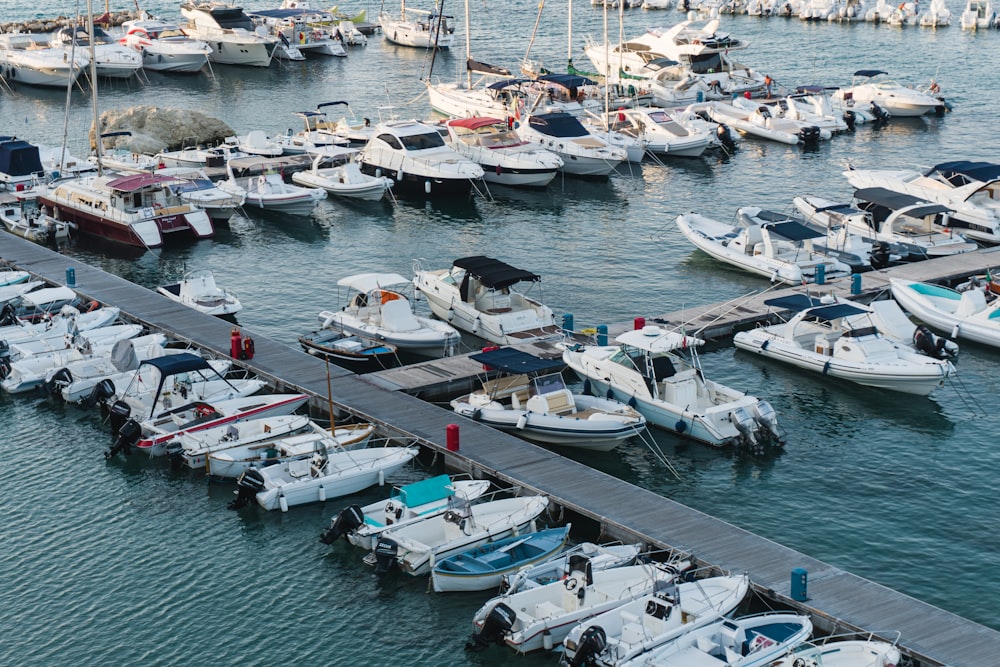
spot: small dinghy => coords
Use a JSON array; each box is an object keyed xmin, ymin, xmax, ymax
[
  {"xmin": 291, "ymin": 147, "xmax": 393, "ymax": 201},
  {"xmin": 431, "ymin": 525, "xmax": 572, "ymax": 593},
  {"xmin": 156, "ymin": 269, "xmax": 242, "ymax": 317},
  {"xmin": 205, "ymin": 422, "xmax": 375, "ymax": 478},
  {"xmin": 230, "ymin": 445, "xmax": 420, "ymax": 511},
  {"xmin": 502, "ymin": 541, "xmax": 643, "ymax": 595},
  {"xmin": 467, "ymin": 558, "xmax": 690, "ymax": 654},
  {"xmin": 372, "ymin": 495, "xmax": 550, "ymax": 576},
  {"xmin": 0, "ymin": 270, "xmax": 31, "ymax": 288},
  {"xmin": 561, "ymin": 574, "xmax": 751, "ymax": 667},
  {"xmin": 321, "ymin": 473, "xmax": 494, "ymax": 550},
  {"xmin": 0, "ymin": 281, "xmax": 46, "ymax": 306},
  {"xmin": 890, "ymin": 278, "xmax": 1000, "ymax": 349},
  {"xmin": 298, "ymin": 327, "xmax": 399, "ymax": 372},
  {"xmin": 0, "ymin": 191, "xmax": 72, "ymax": 245},
  {"xmin": 622, "ymin": 612, "xmax": 812, "ymax": 667},
  {"xmin": 769, "ymin": 636, "xmax": 901, "ymax": 667},
  {"xmin": 173, "ymin": 414, "xmax": 314, "ymax": 470},
  {"xmin": 734, "ymin": 295, "xmax": 955, "ymax": 395},
  {"xmin": 451, "ymin": 347, "xmax": 646, "ymax": 450}
]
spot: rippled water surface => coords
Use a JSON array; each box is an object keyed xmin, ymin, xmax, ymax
[{"xmin": 3, "ymin": 2, "xmax": 1000, "ymax": 665}]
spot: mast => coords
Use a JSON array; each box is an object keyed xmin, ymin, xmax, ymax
[
  {"xmin": 567, "ymin": 0, "xmax": 572, "ymax": 70},
  {"xmin": 464, "ymin": 0, "xmax": 471, "ymax": 89},
  {"xmin": 87, "ymin": 0, "xmax": 102, "ymax": 175}
]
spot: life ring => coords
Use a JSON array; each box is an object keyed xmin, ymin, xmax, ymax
[{"xmin": 86, "ymin": 300, "xmax": 100, "ymax": 313}]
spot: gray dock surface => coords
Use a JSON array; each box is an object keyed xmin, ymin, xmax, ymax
[{"xmin": 3, "ymin": 232, "xmax": 998, "ymax": 666}]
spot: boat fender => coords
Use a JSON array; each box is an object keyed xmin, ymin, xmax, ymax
[
  {"xmin": 424, "ymin": 180, "xmax": 431, "ymax": 194},
  {"xmin": 86, "ymin": 300, "xmax": 100, "ymax": 312},
  {"xmin": 582, "ymin": 379, "xmax": 592, "ymax": 396},
  {"xmin": 822, "ymin": 360, "xmax": 831, "ymax": 375},
  {"xmin": 516, "ymin": 413, "xmax": 528, "ymax": 430},
  {"xmin": 628, "ymin": 396, "xmax": 637, "ymax": 409},
  {"xmin": 465, "ymin": 603, "xmax": 516, "ymax": 652},
  {"xmin": 278, "ymin": 491, "xmax": 289, "ymax": 513},
  {"xmin": 318, "ymin": 485, "xmax": 326, "ymax": 502},
  {"xmin": 320, "ymin": 504, "xmax": 365, "ymax": 543},
  {"xmin": 569, "ymin": 626, "xmax": 608, "ymax": 667},
  {"xmin": 675, "ymin": 420, "xmax": 687, "ymax": 434},
  {"xmin": 471, "ymin": 408, "xmax": 481, "ymax": 421},
  {"xmin": 760, "ymin": 339, "xmax": 769, "ymax": 351},
  {"xmin": 951, "ymin": 323, "xmax": 960, "ymax": 339}
]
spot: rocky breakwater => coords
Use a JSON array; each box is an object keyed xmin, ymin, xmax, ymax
[
  {"xmin": 93, "ymin": 106, "xmax": 235, "ymax": 155},
  {"xmin": 0, "ymin": 11, "xmax": 138, "ymax": 35}
]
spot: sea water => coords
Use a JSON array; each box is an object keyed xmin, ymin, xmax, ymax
[{"xmin": 2, "ymin": 2, "xmax": 1000, "ymax": 665}]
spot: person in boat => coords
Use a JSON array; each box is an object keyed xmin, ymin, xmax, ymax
[{"xmin": 764, "ymin": 75, "xmax": 774, "ymax": 98}]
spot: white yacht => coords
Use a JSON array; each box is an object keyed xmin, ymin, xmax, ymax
[
  {"xmin": 357, "ymin": 120, "xmax": 484, "ymax": 197},
  {"xmin": 0, "ymin": 33, "xmax": 88, "ymax": 88},
  {"xmin": 515, "ymin": 112, "xmax": 627, "ymax": 177},
  {"xmin": 120, "ymin": 17, "xmax": 214, "ymax": 73},
  {"xmin": 604, "ymin": 107, "xmax": 712, "ymax": 157},
  {"xmin": 180, "ymin": 2, "xmax": 279, "ymax": 67},
  {"xmin": 832, "ymin": 70, "xmax": 946, "ymax": 117},
  {"xmin": 218, "ymin": 159, "xmax": 326, "ymax": 216},
  {"xmin": 380, "ymin": 2, "xmax": 455, "ymax": 49},
  {"xmin": 960, "ymin": 0, "xmax": 997, "ymax": 28},
  {"xmin": 49, "ymin": 25, "xmax": 142, "ymax": 79},
  {"xmin": 245, "ymin": 7, "xmax": 348, "ymax": 59},
  {"xmin": 412, "ymin": 255, "xmax": 562, "ymax": 345},
  {"xmin": 443, "ymin": 117, "xmax": 563, "ymax": 188}
]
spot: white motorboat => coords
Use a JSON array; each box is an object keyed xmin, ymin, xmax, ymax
[
  {"xmin": 412, "ymin": 255, "xmax": 562, "ymax": 345},
  {"xmin": 119, "ymin": 17, "xmax": 213, "ymax": 73},
  {"xmin": 357, "ymin": 119, "xmax": 484, "ymax": 197},
  {"xmin": 757, "ymin": 91, "xmax": 849, "ymax": 134},
  {"xmin": 317, "ymin": 272, "xmax": 460, "ymax": 358},
  {"xmin": 36, "ymin": 172, "xmax": 215, "ymax": 250},
  {"xmin": 451, "ymin": 347, "xmax": 646, "ymax": 450},
  {"xmin": 734, "ymin": 295, "xmax": 955, "ymax": 395},
  {"xmin": 5, "ymin": 321, "xmax": 144, "ymax": 363},
  {"xmin": 562, "ymin": 326, "xmax": 783, "ymax": 451},
  {"xmin": 467, "ymin": 559, "xmax": 687, "ymax": 654},
  {"xmin": 0, "ymin": 190, "xmax": 72, "ymax": 246},
  {"xmin": 843, "ymin": 161, "xmax": 1000, "ymax": 245},
  {"xmin": 156, "ymin": 269, "xmax": 242, "ymax": 317},
  {"xmin": 630, "ymin": 58, "xmax": 718, "ymax": 108},
  {"xmin": 180, "ymin": 1, "xmax": 279, "ymax": 67},
  {"xmin": 171, "ymin": 413, "xmax": 322, "ymax": 468},
  {"xmin": 604, "ymin": 108, "xmax": 712, "ymax": 158},
  {"xmin": 320, "ymin": 474, "xmax": 495, "ymax": 550},
  {"xmin": 832, "ymin": 70, "xmax": 946, "ymax": 118},
  {"xmin": 443, "ymin": 117, "xmax": 563, "ymax": 188},
  {"xmin": 0, "ymin": 302, "xmax": 120, "ymax": 348},
  {"xmin": 0, "ymin": 270, "xmax": 31, "ymax": 289},
  {"xmin": 769, "ymin": 637, "xmax": 902, "ymax": 667},
  {"xmin": 231, "ymin": 445, "xmax": 420, "ymax": 511},
  {"xmin": 794, "ymin": 191, "xmax": 978, "ymax": 261},
  {"xmin": 270, "ymin": 109, "xmax": 353, "ymax": 155},
  {"xmin": 427, "ymin": 72, "xmax": 603, "ymax": 122},
  {"xmin": 960, "ymin": 0, "xmax": 997, "ymax": 27},
  {"xmin": 502, "ymin": 541, "xmax": 643, "ymax": 594},
  {"xmin": 561, "ymin": 574, "xmax": 751, "ymax": 667},
  {"xmin": 890, "ymin": 278, "xmax": 1000, "ymax": 349},
  {"xmin": 620, "ymin": 612, "xmax": 812, "ymax": 667},
  {"xmin": 0, "ymin": 33, "xmax": 88, "ymax": 88},
  {"xmin": 704, "ymin": 99, "xmax": 825, "ymax": 145},
  {"xmin": 918, "ymin": 0, "xmax": 952, "ymax": 25},
  {"xmin": 155, "ymin": 141, "xmax": 247, "ymax": 169},
  {"xmin": 676, "ymin": 210, "xmax": 851, "ymax": 285},
  {"xmin": 49, "ymin": 24, "xmax": 142, "ymax": 79},
  {"xmin": 291, "ymin": 147, "xmax": 393, "ymax": 201},
  {"xmin": 218, "ymin": 161, "xmax": 326, "ymax": 216},
  {"xmin": 380, "ymin": 3, "xmax": 455, "ymax": 49},
  {"xmin": 229, "ymin": 131, "xmax": 284, "ymax": 157},
  {"xmin": 515, "ymin": 112, "xmax": 627, "ymax": 177},
  {"xmin": 0, "ymin": 281, "xmax": 46, "ymax": 308},
  {"xmin": 371, "ymin": 494, "xmax": 550, "ymax": 575},
  {"xmin": 245, "ymin": 7, "xmax": 348, "ymax": 59},
  {"xmin": 155, "ymin": 167, "xmax": 246, "ymax": 222}
]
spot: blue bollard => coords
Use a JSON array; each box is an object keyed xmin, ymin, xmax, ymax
[
  {"xmin": 66, "ymin": 267, "xmax": 76, "ymax": 288},
  {"xmin": 851, "ymin": 273, "xmax": 862, "ymax": 295},
  {"xmin": 563, "ymin": 313, "xmax": 574, "ymax": 335},
  {"xmin": 791, "ymin": 567, "xmax": 808, "ymax": 601},
  {"xmin": 597, "ymin": 324, "xmax": 608, "ymax": 346},
  {"xmin": 696, "ymin": 91, "xmax": 704, "ymax": 103},
  {"xmin": 815, "ymin": 264, "xmax": 826, "ymax": 285}
]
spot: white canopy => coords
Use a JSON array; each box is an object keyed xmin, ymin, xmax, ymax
[
  {"xmin": 337, "ymin": 272, "xmax": 410, "ymax": 293},
  {"xmin": 615, "ymin": 326, "xmax": 704, "ymax": 353},
  {"xmin": 21, "ymin": 286, "xmax": 77, "ymax": 307}
]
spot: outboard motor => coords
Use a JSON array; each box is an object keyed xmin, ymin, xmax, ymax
[
  {"xmin": 320, "ymin": 504, "xmax": 365, "ymax": 544},
  {"xmin": 729, "ymin": 405, "xmax": 759, "ymax": 449},
  {"xmin": 870, "ymin": 102, "xmax": 891, "ymax": 124},
  {"xmin": 105, "ymin": 418, "xmax": 142, "ymax": 459},
  {"xmin": 165, "ymin": 441, "xmax": 184, "ymax": 468},
  {"xmin": 373, "ymin": 537, "xmax": 399, "ymax": 575},
  {"xmin": 107, "ymin": 399, "xmax": 132, "ymax": 436},
  {"xmin": 913, "ymin": 325, "xmax": 955, "ymax": 360},
  {"xmin": 228, "ymin": 468, "xmax": 266, "ymax": 510},
  {"xmin": 0, "ymin": 340, "xmax": 10, "ymax": 379},
  {"xmin": 80, "ymin": 378, "xmax": 116, "ymax": 409},
  {"xmin": 465, "ymin": 602, "xmax": 516, "ymax": 652},
  {"xmin": 567, "ymin": 625, "xmax": 607, "ymax": 667},
  {"xmin": 797, "ymin": 125, "xmax": 821, "ymax": 145},
  {"xmin": 843, "ymin": 109, "xmax": 857, "ymax": 131},
  {"xmin": 44, "ymin": 368, "xmax": 73, "ymax": 396},
  {"xmin": 869, "ymin": 241, "xmax": 892, "ymax": 269},
  {"xmin": 752, "ymin": 400, "xmax": 783, "ymax": 445},
  {"xmin": 0, "ymin": 303, "xmax": 17, "ymax": 327},
  {"xmin": 716, "ymin": 123, "xmax": 737, "ymax": 152}
]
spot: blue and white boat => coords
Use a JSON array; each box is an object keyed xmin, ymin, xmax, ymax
[
  {"xmin": 562, "ymin": 326, "xmax": 783, "ymax": 452},
  {"xmin": 321, "ymin": 473, "xmax": 494, "ymax": 550},
  {"xmin": 431, "ymin": 525, "xmax": 572, "ymax": 593}
]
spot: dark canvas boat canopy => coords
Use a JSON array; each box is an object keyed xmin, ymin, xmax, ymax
[
  {"xmin": 765, "ymin": 296, "xmax": 867, "ymax": 320},
  {"xmin": 764, "ymin": 295, "xmax": 825, "ymax": 311},
  {"xmin": 854, "ymin": 187, "xmax": 951, "ymax": 217},
  {"xmin": 138, "ymin": 353, "xmax": 213, "ymax": 375},
  {"xmin": 536, "ymin": 73, "xmax": 597, "ymax": 89},
  {"xmin": 927, "ymin": 161, "xmax": 1000, "ymax": 186},
  {"xmin": 853, "ymin": 69, "xmax": 887, "ymax": 77},
  {"xmin": 0, "ymin": 140, "xmax": 43, "ymax": 180},
  {"xmin": 761, "ymin": 220, "xmax": 823, "ymax": 241},
  {"xmin": 453, "ymin": 255, "xmax": 540, "ymax": 289},
  {"xmin": 469, "ymin": 347, "xmax": 565, "ymax": 374}
]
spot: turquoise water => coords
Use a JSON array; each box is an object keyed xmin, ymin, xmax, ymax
[{"xmin": 3, "ymin": 2, "xmax": 1000, "ymax": 665}]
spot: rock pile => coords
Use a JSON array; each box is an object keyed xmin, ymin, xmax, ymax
[{"xmin": 92, "ymin": 106, "xmax": 235, "ymax": 155}]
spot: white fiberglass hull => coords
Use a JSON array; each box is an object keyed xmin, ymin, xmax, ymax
[
  {"xmin": 140, "ymin": 48, "xmax": 210, "ymax": 72},
  {"xmin": 890, "ymin": 278, "xmax": 1000, "ymax": 348}
]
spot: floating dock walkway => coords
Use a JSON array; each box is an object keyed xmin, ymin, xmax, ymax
[{"xmin": 3, "ymin": 232, "xmax": 998, "ymax": 666}]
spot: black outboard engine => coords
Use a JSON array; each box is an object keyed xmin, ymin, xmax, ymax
[
  {"xmin": 913, "ymin": 325, "xmax": 951, "ymax": 360},
  {"xmin": 80, "ymin": 378, "xmax": 116, "ymax": 409},
  {"xmin": 107, "ymin": 400, "xmax": 132, "ymax": 436},
  {"xmin": 567, "ymin": 626, "xmax": 608, "ymax": 667},
  {"xmin": 869, "ymin": 241, "xmax": 892, "ymax": 269},
  {"xmin": 465, "ymin": 602, "xmax": 516, "ymax": 652},
  {"xmin": 165, "ymin": 441, "xmax": 184, "ymax": 468},
  {"xmin": 228, "ymin": 468, "xmax": 266, "ymax": 510},
  {"xmin": 44, "ymin": 368, "xmax": 73, "ymax": 396},
  {"xmin": 843, "ymin": 109, "xmax": 857, "ymax": 132},
  {"xmin": 797, "ymin": 125, "xmax": 821, "ymax": 145},
  {"xmin": 320, "ymin": 505, "xmax": 365, "ymax": 544},
  {"xmin": 0, "ymin": 303, "xmax": 17, "ymax": 327},
  {"xmin": 870, "ymin": 102, "xmax": 890, "ymax": 123},
  {"xmin": 0, "ymin": 340, "xmax": 10, "ymax": 379},
  {"xmin": 717, "ymin": 124, "xmax": 737, "ymax": 152},
  {"xmin": 105, "ymin": 418, "xmax": 142, "ymax": 459},
  {"xmin": 373, "ymin": 537, "xmax": 399, "ymax": 575}
]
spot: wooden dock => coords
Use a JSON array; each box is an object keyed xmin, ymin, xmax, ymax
[{"xmin": 3, "ymin": 232, "xmax": 999, "ymax": 666}]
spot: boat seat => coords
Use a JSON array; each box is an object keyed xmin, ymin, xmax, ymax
[
  {"xmin": 725, "ymin": 647, "xmax": 743, "ymax": 662},
  {"xmin": 287, "ymin": 458, "xmax": 312, "ymax": 478},
  {"xmin": 509, "ymin": 389, "xmax": 531, "ymax": 409},
  {"xmin": 696, "ymin": 635, "xmax": 719, "ymax": 654},
  {"xmin": 619, "ymin": 611, "xmax": 645, "ymax": 645},
  {"xmin": 379, "ymin": 299, "xmax": 421, "ymax": 332},
  {"xmin": 526, "ymin": 388, "xmax": 576, "ymax": 416},
  {"xmin": 956, "ymin": 288, "xmax": 987, "ymax": 317},
  {"xmin": 534, "ymin": 601, "xmax": 564, "ymax": 619},
  {"xmin": 480, "ymin": 374, "xmax": 530, "ymax": 400}
]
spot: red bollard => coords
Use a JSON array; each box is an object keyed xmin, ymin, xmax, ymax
[
  {"xmin": 634, "ymin": 317, "xmax": 646, "ymax": 330},
  {"xmin": 242, "ymin": 335, "xmax": 255, "ymax": 360},
  {"xmin": 446, "ymin": 424, "xmax": 460, "ymax": 451},
  {"xmin": 230, "ymin": 327, "xmax": 242, "ymax": 359}
]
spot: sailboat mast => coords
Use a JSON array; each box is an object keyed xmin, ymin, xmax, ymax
[
  {"xmin": 567, "ymin": 0, "xmax": 572, "ymax": 69},
  {"xmin": 87, "ymin": 0, "xmax": 102, "ymax": 174},
  {"xmin": 464, "ymin": 0, "xmax": 471, "ymax": 89}
]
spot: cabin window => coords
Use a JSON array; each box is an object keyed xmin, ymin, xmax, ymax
[{"xmin": 377, "ymin": 134, "xmax": 403, "ymax": 150}]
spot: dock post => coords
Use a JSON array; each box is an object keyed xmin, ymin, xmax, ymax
[
  {"xmin": 791, "ymin": 567, "xmax": 808, "ymax": 601},
  {"xmin": 815, "ymin": 264, "xmax": 826, "ymax": 285},
  {"xmin": 597, "ymin": 324, "xmax": 608, "ymax": 346},
  {"xmin": 446, "ymin": 424, "xmax": 460, "ymax": 451},
  {"xmin": 65, "ymin": 267, "xmax": 76, "ymax": 287},
  {"xmin": 851, "ymin": 273, "xmax": 862, "ymax": 295}
]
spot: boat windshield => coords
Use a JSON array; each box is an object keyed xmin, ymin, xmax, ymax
[
  {"xmin": 531, "ymin": 373, "xmax": 567, "ymax": 396},
  {"xmin": 400, "ymin": 132, "xmax": 446, "ymax": 151}
]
